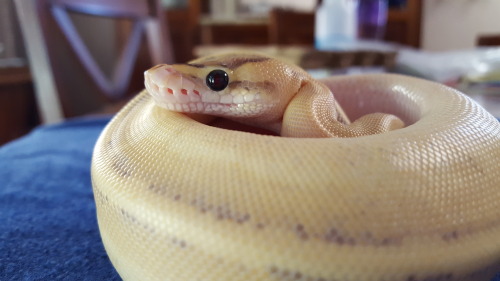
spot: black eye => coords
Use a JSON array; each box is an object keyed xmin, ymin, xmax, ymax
[{"xmin": 206, "ymin": 69, "xmax": 229, "ymax": 91}]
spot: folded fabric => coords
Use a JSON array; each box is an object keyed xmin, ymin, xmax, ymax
[{"xmin": 1, "ymin": 116, "xmax": 499, "ymax": 281}]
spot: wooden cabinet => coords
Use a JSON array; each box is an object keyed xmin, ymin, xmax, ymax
[
  {"xmin": 199, "ymin": 19, "xmax": 269, "ymax": 45},
  {"xmin": 0, "ymin": 67, "xmax": 38, "ymax": 145},
  {"xmin": 386, "ymin": 0, "xmax": 422, "ymax": 47}
]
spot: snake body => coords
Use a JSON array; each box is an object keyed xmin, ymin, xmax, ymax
[{"xmin": 91, "ymin": 53, "xmax": 500, "ymax": 281}]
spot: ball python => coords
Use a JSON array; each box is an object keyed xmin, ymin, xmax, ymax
[{"xmin": 91, "ymin": 53, "xmax": 500, "ymax": 281}]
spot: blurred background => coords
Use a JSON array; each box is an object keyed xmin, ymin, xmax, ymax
[{"xmin": 1, "ymin": 0, "xmax": 500, "ymax": 144}]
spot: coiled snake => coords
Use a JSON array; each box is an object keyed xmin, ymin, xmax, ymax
[{"xmin": 91, "ymin": 53, "xmax": 500, "ymax": 281}]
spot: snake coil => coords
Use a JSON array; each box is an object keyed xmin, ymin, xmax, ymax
[{"xmin": 92, "ymin": 54, "xmax": 500, "ymax": 281}]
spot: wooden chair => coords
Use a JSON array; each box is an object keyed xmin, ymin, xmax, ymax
[{"xmin": 15, "ymin": 0, "xmax": 174, "ymax": 124}]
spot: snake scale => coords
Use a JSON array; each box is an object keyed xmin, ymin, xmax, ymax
[{"xmin": 91, "ymin": 53, "xmax": 500, "ymax": 281}]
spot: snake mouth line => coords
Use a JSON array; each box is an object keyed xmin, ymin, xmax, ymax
[{"xmin": 154, "ymin": 100, "xmax": 270, "ymax": 116}]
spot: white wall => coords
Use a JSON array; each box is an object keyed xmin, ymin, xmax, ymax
[
  {"xmin": 239, "ymin": 0, "xmax": 316, "ymax": 13},
  {"xmin": 422, "ymin": 0, "xmax": 500, "ymax": 51}
]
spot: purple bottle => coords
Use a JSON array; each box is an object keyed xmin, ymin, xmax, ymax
[{"xmin": 358, "ymin": 0, "xmax": 388, "ymax": 40}]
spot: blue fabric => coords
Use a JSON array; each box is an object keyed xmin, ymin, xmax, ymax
[
  {"xmin": 0, "ymin": 116, "xmax": 120, "ymax": 281},
  {"xmin": 1, "ymin": 116, "xmax": 499, "ymax": 281}
]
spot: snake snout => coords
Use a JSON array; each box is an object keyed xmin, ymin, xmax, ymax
[{"xmin": 145, "ymin": 65, "xmax": 204, "ymax": 112}]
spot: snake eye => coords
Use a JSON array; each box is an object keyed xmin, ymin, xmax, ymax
[{"xmin": 206, "ymin": 69, "xmax": 229, "ymax": 91}]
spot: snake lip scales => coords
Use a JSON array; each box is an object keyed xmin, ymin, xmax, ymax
[
  {"xmin": 145, "ymin": 64, "xmax": 274, "ymax": 117},
  {"xmin": 92, "ymin": 53, "xmax": 500, "ymax": 281}
]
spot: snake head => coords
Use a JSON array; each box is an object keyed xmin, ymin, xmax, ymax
[{"xmin": 144, "ymin": 53, "xmax": 305, "ymax": 125}]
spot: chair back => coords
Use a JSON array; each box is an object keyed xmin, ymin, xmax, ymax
[{"xmin": 15, "ymin": 0, "xmax": 174, "ymax": 123}]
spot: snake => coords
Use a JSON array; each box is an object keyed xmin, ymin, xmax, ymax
[{"xmin": 91, "ymin": 53, "xmax": 500, "ymax": 281}]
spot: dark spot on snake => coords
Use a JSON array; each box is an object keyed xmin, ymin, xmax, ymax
[
  {"xmin": 294, "ymin": 272, "xmax": 302, "ymax": 279},
  {"xmin": 336, "ymin": 236, "xmax": 345, "ymax": 245},
  {"xmin": 174, "ymin": 194, "xmax": 181, "ymax": 201},
  {"xmin": 295, "ymin": 224, "xmax": 309, "ymax": 241},
  {"xmin": 256, "ymin": 223, "xmax": 265, "ymax": 229},
  {"xmin": 237, "ymin": 214, "xmax": 251, "ymax": 224},
  {"xmin": 442, "ymin": 230, "xmax": 459, "ymax": 241},
  {"xmin": 324, "ymin": 228, "xmax": 338, "ymax": 242},
  {"xmin": 465, "ymin": 154, "xmax": 484, "ymax": 174},
  {"xmin": 382, "ymin": 236, "xmax": 403, "ymax": 246},
  {"xmin": 407, "ymin": 275, "xmax": 416, "ymax": 281},
  {"xmin": 347, "ymin": 237, "xmax": 356, "ymax": 245},
  {"xmin": 329, "ymin": 228, "xmax": 338, "ymax": 236},
  {"xmin": 112, "ymin": 162, "xmax": 130, "ymax": 177},
  {"xmin": 299, "ymin": 232, "xmax": 309, "ymax": 240},
  {"xmin": 215, "ymin": 206, "xmax": 228, "ymax": 220},
  {"xmin": 179, "ymin": 240, "xmax": 187, "ymax": 248}
]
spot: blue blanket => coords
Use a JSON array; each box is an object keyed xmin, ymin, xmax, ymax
[
  {"xmin": 1, "ymin": 116, "xmax": 499, "ymax": 281},
  {"xmin": 0, "ymin": 117, "xmax": 120, "ymax": 280}
]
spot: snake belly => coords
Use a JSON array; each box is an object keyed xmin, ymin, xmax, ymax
[{"xmin": 91, "ymin": 72, "xmax": 500, "ymax": 281}]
